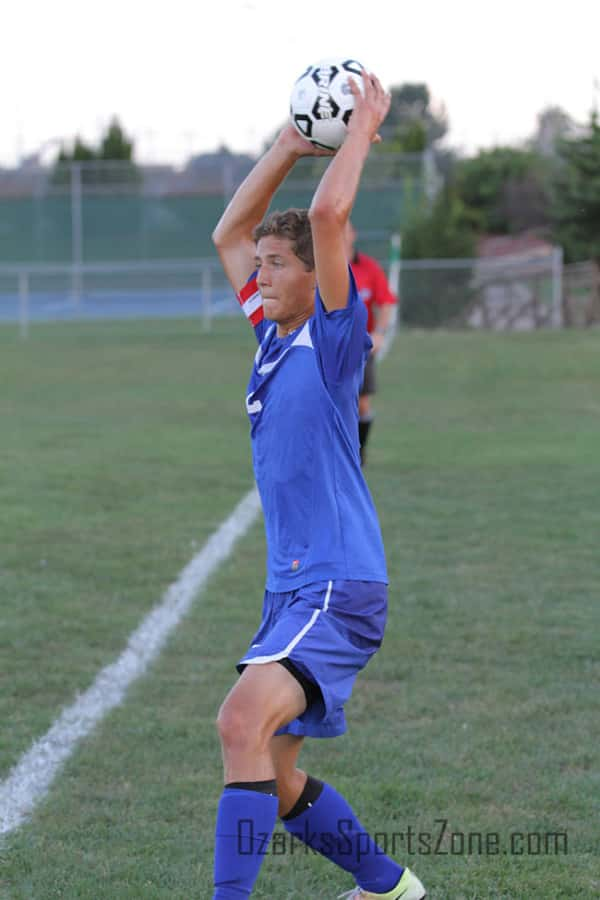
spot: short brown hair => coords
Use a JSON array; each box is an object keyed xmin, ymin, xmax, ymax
[{"xmin": 253, "ymin": 209, "xmax": 314, "ymax": 271}]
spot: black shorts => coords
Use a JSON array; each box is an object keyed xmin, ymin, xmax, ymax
[{"xmin": 360, "ymin": 353, "xmax": 376, "ymax": 396}]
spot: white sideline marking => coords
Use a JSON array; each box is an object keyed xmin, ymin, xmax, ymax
[{"xmin": 0, "ymin": 487, "xmax": 262, "ymax": 837}]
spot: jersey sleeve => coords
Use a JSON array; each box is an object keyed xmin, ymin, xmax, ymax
[
  {"xmin": 311, "ymin": 266, "xmax": 371, "ymax": 385},
  {"xmin": 237, "ymin": 273, "xmax": 269, "ymax": 344}
]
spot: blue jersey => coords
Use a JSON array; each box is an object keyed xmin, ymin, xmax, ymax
[{"xmin": 237, "ymin": 268, "xmax": 387, "ymax": 592}]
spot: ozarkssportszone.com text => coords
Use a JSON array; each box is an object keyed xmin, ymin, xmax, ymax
[{"xmin": 237, "ymin": 817, "xmax": 568, "ymax": 857}]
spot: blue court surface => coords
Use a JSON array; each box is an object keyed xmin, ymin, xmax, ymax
[{"xmin": 0, "ymin": 288, "xmax": 236, "ymax": 323}]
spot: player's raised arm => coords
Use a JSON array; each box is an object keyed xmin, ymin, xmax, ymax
[
  {"xmin": 308, "ymin": 73, "xmax": 390, "ymax": 311},
  {"xmin": 212, "ymin": 127, "xmax": 330, "ymax": 294}
]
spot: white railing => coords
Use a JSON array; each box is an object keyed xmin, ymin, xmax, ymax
[
  {"xmin": 0, "ymin": 258, "xmax": 228, "ymax": 338},
  {"xmin": 0, "ymin": 245, "xmax": 568, "ymax": 339}
]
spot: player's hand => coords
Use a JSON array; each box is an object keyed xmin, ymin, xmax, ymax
[
  {"xmin": 347, "ymin": 72, "xmax": 391, "ymax": 144},
  {"xmin": 276, "ymin": 123, "xmax": 335, "ymax": 159},
  {"xmin": 371, "ymin": 331, "xmax": 385, "ymax": 355}
]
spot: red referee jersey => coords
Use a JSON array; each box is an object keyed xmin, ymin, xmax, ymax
[{"xmin": 350, "ymin": 251, "xmax": 397, "ymax": 334}]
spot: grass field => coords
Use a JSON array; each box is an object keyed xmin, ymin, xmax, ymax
[{"xmin": 1, "ymin": 317, "xmax": 599, "ymax": 899}]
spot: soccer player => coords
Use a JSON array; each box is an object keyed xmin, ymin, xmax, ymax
[
  {"xmin": 211, "ymin": 72, "xmax": 426, "ymax": 900},
  {"xmin": 345, "ymin": 221, "xmax": 398, "ymax": 465}
]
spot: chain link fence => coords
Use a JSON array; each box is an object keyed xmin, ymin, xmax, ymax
[
  {"xmin": 3, "ymin": 159, "xmax": 598, "ymax": 336},
  {"xmin": 1, "ymin": 247, "xmax": 580, "ymax": 340},
  {"xmin": 0, "ymin": 155, "xmax": 432, "ymax": 265},
  {"xmin": 400, "ymin": 251, "xmax": 565, "ymax": 330}
]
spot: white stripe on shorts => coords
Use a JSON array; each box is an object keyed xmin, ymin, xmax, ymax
[
  {"xmin": 241, "ymin": 580, "xmax": 333, "ymax": 665},
  {"xmin": 322, "ymin": 580, "xmax": 332, "ymax": 611}
]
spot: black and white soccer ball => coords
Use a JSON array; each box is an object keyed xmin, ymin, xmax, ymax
[{"xmin": 289, "ymin": 58, "xmax": 365, "ymax": 151}]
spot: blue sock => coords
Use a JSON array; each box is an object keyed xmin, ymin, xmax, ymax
[
  {"xmin": 282, "ymin": 780, "xmax": 403, "ymax": 894},
  {"xmin": 213, "ymin": 783, "xmax": 279, "ymax": 899}
]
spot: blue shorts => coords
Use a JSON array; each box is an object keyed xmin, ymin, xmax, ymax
[{"xmin": 237, "ymin": 579, "xmax": 387, "ymax": 738}]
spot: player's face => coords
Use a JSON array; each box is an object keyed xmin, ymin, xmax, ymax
[{"xmin": 255, "ymin": 236, "xmax": 316, "ymax": 330}]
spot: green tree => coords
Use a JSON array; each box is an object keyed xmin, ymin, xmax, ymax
[
  {"xmin": 67, "ymin": 137, "xmax": 96, "ymax": 162},
  {"xmin": 455, "ymin": 147, "xmax": 551, "ymax": 234},
  {"xmin": 52, "ymin": 119, "xmax": 138, "ymax": 186},
  {"xmin": 382, "ymin": 83, "xmax": 447, "ymax": 148},
  {"xmin": 368, "ymin": 82, "xmax": 448, "ymax": 190},
  {"xmin": 52, "ymin": 137, "xmax": 97, "ymax": 185},
  {"xmin": 99, "ymin": 118, "xmax": 135, "ymax": 161},
  {"xmin": 552, "ymin": 111, "xmax": 600, "ymax": 263},
  {"xmin": 402, "ymin": 186, "xmax": 476, "ymax": 259},
  {"xmin": 392, "ymin": 119, "xmax": 427, "ymax": 153}
]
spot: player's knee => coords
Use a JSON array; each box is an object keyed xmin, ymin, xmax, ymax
[
  {"xmin": 216, "ymin": 697, "xmax": 265, "ymax": 753},
  {"xmin": 216, "ymin": 699, "xmax": 247, "ymax": 750}
]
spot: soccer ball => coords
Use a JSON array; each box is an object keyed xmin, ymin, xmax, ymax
[{"xmin": 289, "ymin": 58, "xmax": 365, "ymax": 151}]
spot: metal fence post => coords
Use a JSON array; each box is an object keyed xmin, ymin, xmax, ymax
[
  {"xmin": 422, "ymin": 147, "xmax": 442, "ymax": 208},
  {"xmin": 19, "ymin": 271, "xmax": 30, "ymax": 340},
  {"xmin": 388, "ymin": 233, "xmax": 402, "ymax": 334},
  {"xmin": 202, "ymin": 265, "xmax": 212, "ymax": 332},
  {"xmin": 552, "ymin": 245, "xmax": 564, "ymax": 329},
  {"xmin": 71, "ymin": 163, "xmax": 83, "ymax": 305}
]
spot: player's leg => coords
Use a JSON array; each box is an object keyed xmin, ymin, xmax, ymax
[
  {"xmin": 278, "ymin": 771, "xmax": 411, "ymax": 897},
  {"xmin": 271, "ymin": 732, "xmax": 425, "ymax": 898},
  {"xmin": 271, "ymin": 726, "xmax": 404, "ymax": 894},
  {"xmin": 358, "ymin": 355, "xmax": 376, "ymax": 465},
  {"xmin": 213, "ymin": 662, "xmax": 306, "ymax": 899},
  {"xmin": 270, "ymin": 733, "xmax": 306, "ymax": 816},
  {"xmin": 273, "ymin": 739, "xmax": 426, "ymax": 900},
  {"xmin": 358, "ymin": 391, "xmax": 373, "ymax": 456},
  {"xmin": 271, "ymin": 731, "xmax": 412, "ymax": 893},
  {"xmin": 269, "ymin": 584, "xmax": 425, "ymax": 899},
  {"xmin": 217, "ymin": 661, "xmax": 306, "ymax": 781}
]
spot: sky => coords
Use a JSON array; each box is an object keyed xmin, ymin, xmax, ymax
[{"xmin": 3, "ymin": 0, "xmax": 599, "ymax": 168}]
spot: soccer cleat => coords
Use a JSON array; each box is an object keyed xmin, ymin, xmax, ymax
[{"xmin": 337, "ymin": 866, "xmax": 426, "ymax": 900}]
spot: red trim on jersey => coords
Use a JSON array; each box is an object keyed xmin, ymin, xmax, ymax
[
  {"xmin": 237, "ymin": 274, "xmax": 264, "ymax": 328},
  {"xmin": 238, "ymin": 276, "xmax": 259, "ymax": 304}
]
